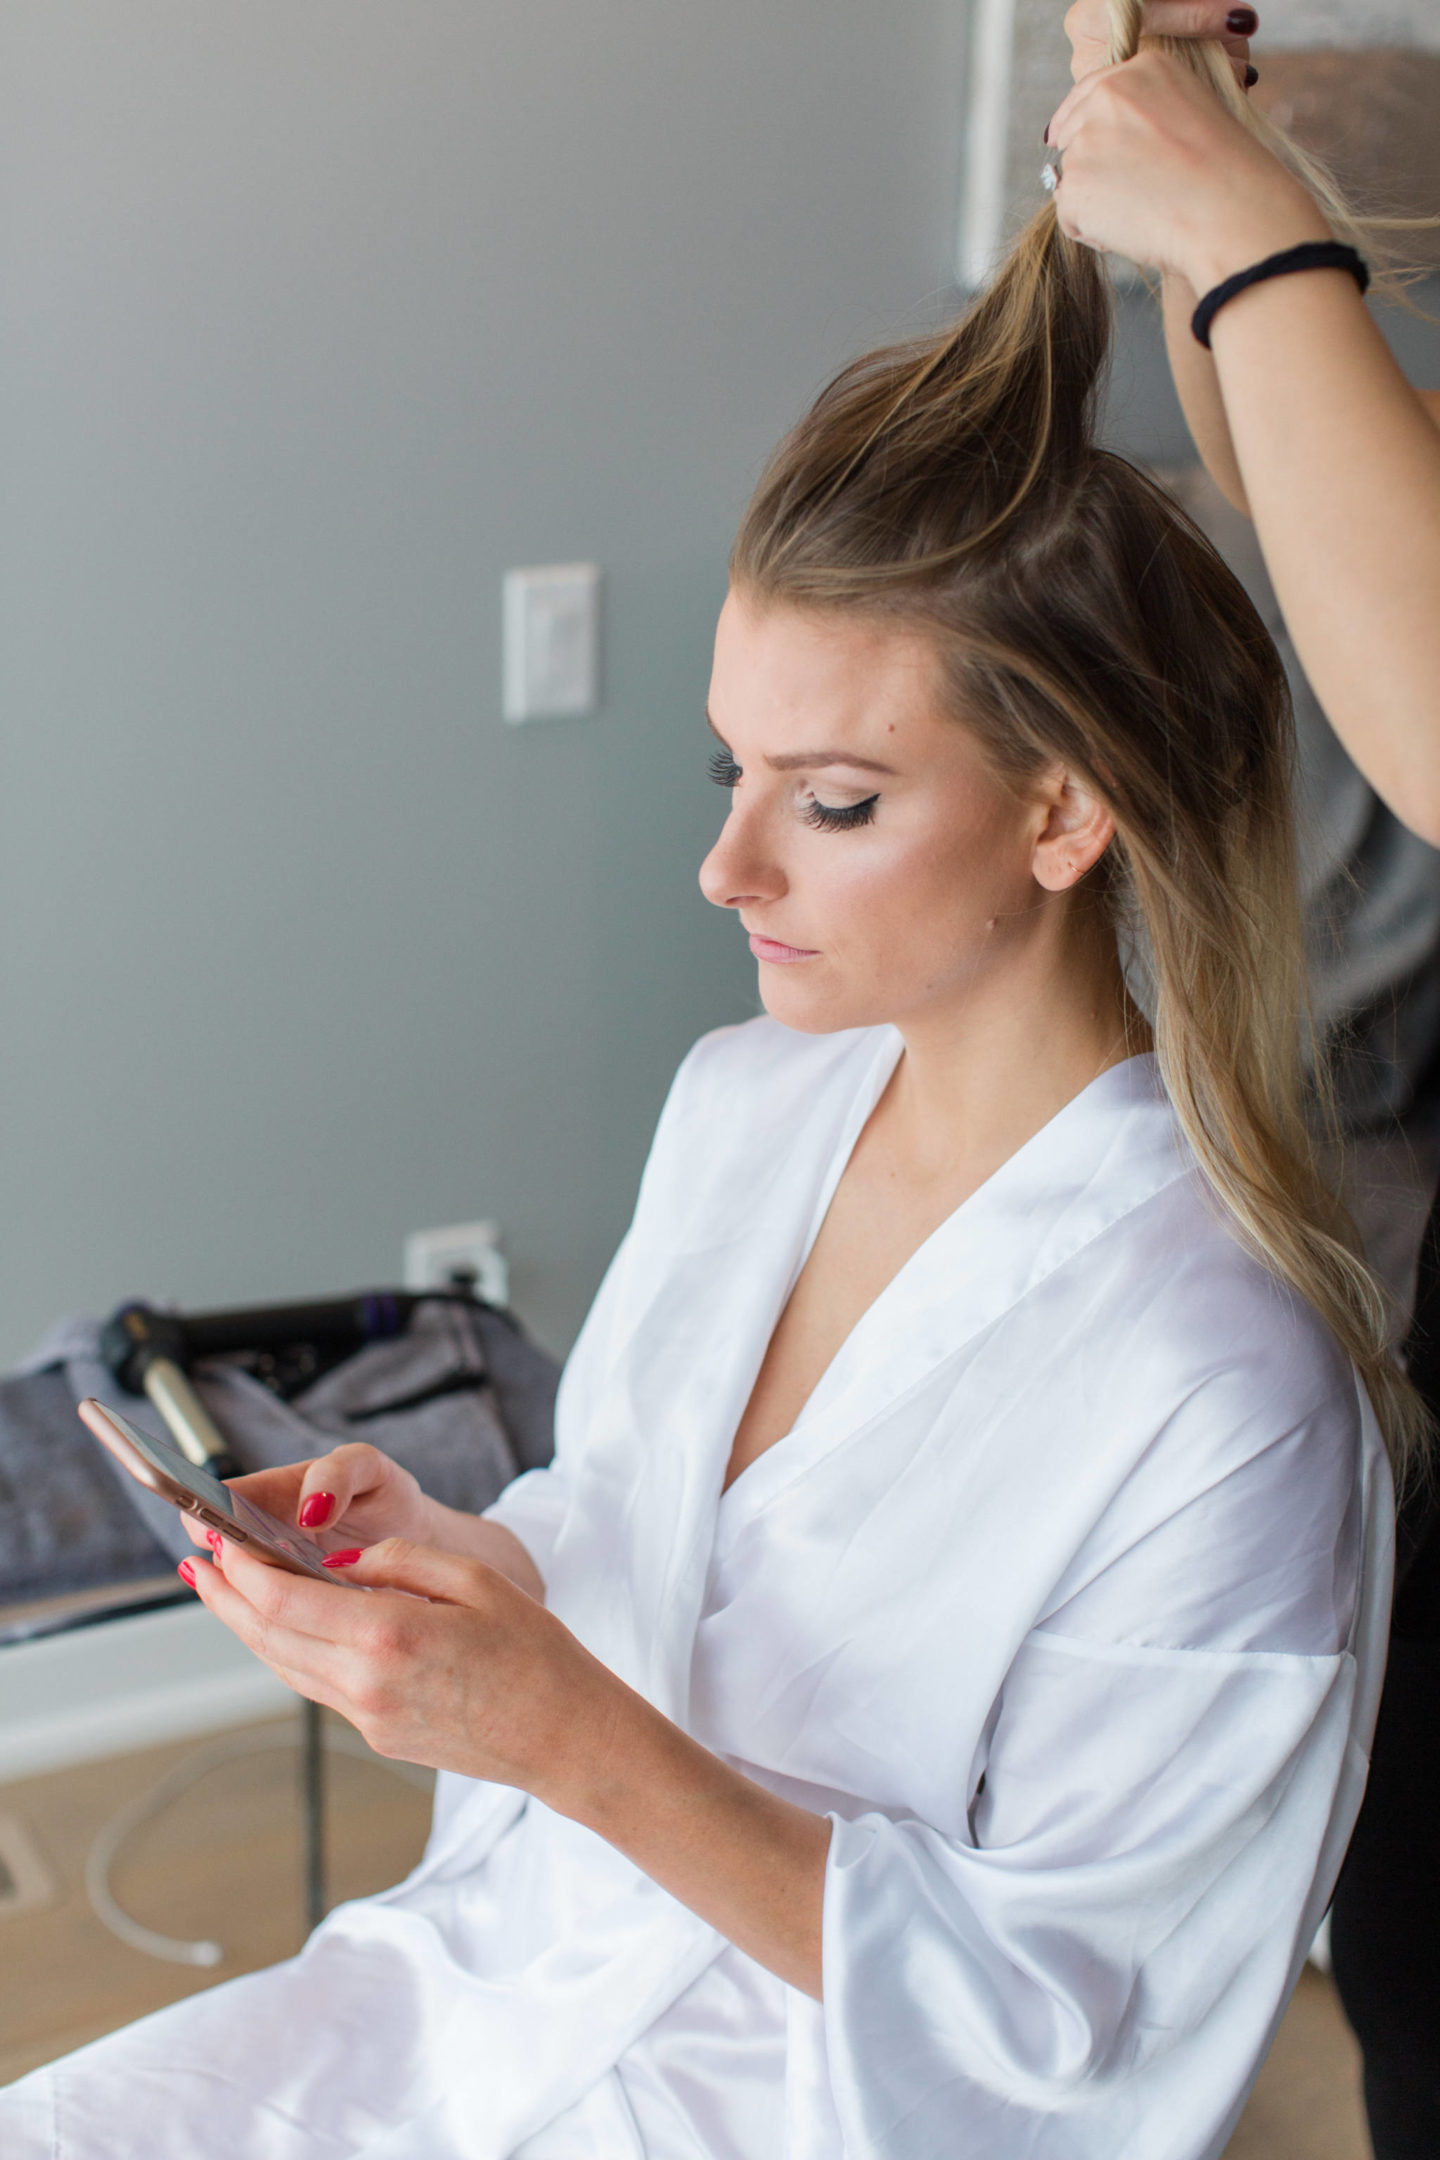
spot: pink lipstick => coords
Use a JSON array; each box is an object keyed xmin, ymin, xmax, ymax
[{"xmin": 749, "ymin": 934, "xmax": 819, "ymax": 965}]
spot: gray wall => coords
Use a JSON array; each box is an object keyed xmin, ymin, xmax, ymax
[{"xmin": 0, "ymin": 0, "xmax": 970, "ymax": 1366}]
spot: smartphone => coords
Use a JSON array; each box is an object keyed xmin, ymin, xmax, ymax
[{"xmin": 78, "ymin": 1398, "xmax": 356, "ymax": 1585}]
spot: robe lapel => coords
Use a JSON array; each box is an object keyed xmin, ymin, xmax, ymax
[
  {"xmin": 545, "ymin": 1028, "xmax": 903, "ymax": 1723},
  {"xmin": 713, "ymin": 1054, "xmax": 1187, "ymax": 1549}
]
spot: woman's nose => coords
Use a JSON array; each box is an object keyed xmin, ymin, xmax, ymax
[{"xmin": 699, "ymin": 800, "xmax": 786, "ymax": 912}]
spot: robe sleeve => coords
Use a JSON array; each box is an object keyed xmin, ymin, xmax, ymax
[
  {"xmin": 818, "ymin": 1381, "xmax": 1387, "ymax": 2158},
  {"xmin": 479, "ymin": 1216, "xmax": 644, "ymax": 1586},
  {"xmin": 479, "ymin": 1465, "xmax": 570, "ymax": 1586}
]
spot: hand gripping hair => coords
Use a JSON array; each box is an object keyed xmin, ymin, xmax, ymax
[{"xmin": 730, "ymin": 0, "xmax": 1428, "ymax": 1479}]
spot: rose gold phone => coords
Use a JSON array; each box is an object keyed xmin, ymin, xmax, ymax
[{"xmin": 78, "ymin": 1398, "xmax": 357, "ymax": 1584}]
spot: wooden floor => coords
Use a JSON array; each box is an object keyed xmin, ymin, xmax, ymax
[
  {"xmin": 0, "ymin": 1713, "xmax": 434, "ymax": 2084},
  {"xmin": 0, "ymin": 1720, "xmax": 1373, "ymax": 2155}
]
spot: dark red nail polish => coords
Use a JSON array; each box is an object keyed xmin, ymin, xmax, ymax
[
  {"xmin": 299, "ymin": 1493, "xmax": 335, "ymax": 1530},
  {"xmin": 1042, "ymin": 123, "xmax": 1049, "ymax": 145},
  {"xmin": 1226, "ymin": 8, "xmax": 1258, "ymax": 34},
  {"xmin": 321, "ymin": 1549, "xmax": 363, "ymax": 1569},
  {"xmin": 1244, "ymin": 63, "xmax": 1259, "ymax": 86},
  {"xmin": 177, "ymin": 1559, "xmax": 197, "ymax": 1587},
  {"xmin": 206, "ymin": 1528, "xmax": 223, "ymax": 1553}
]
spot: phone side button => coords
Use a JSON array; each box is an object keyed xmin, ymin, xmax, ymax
[{"xmin": 198, "ymin": 1506, "xmax": 245, "ymax": 1540}]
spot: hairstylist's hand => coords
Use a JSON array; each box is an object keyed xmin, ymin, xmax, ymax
[
  {"xmin": 181, "ymin": 1533, "xmax": 609, "ymax": 1795},
  {"xmin": 1064, "ymin": 0, "xmax": 1254, "ymax": 85},
  {"xmin": 1045, "ymin": 50, "xmax": 1329, "ymax": 288}
]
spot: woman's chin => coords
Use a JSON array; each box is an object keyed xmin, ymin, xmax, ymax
[{"xmin": 756, "ymin": 971, "xmax": 873, "ymax": 1037}]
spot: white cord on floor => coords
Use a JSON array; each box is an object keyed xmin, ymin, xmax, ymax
[{"xmin": 84, "ymin": 1714, "xmax": 433, "ymax": 1968}]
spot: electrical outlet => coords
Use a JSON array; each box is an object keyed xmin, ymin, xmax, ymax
[{"xmin": 403, "ymin": 1220, "xmax": 509, "ymax": 1306}]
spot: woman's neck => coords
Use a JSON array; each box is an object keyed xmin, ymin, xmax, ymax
[{"xmin": 880, "ymin": 911, "xmax": 1149, "ymax": 1185}]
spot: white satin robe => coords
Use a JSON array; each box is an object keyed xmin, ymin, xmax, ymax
[{"xmin": 1, "ymin": 1021, "xmax": 1392, "ymax": 2160}]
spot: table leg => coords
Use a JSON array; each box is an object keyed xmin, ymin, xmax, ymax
[{"xmin": 301, "ymin": 1696, "xmax": 326, "ymax": 1931}]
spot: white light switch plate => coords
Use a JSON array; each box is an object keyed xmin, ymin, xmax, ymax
[{"xmin": 503, "ymin": 563, "xmax": 601, "ymax": 723}]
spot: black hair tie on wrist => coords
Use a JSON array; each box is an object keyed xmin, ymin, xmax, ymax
[{"xmin": 1191, "ymin": 240, "xmax": 1370, "ymax": 349}]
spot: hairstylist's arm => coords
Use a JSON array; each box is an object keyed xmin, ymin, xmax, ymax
[{"xmin": 1052, "ymin": 13, "xmax": 1440, "ymax": 841}]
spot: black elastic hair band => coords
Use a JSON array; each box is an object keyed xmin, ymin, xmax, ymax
[{"xmin": 1191, "ymin": 240, "xmax": 1370, "ymax": 349}]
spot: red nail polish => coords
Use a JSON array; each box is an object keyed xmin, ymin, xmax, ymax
[
  {"xmin": 177, "ymin": 1559, "xmax": 197, "ymax": 1587},
  {"xmin": 299, "ymin": 1493, "xmax": 335, "ymax": 1530},
  {"xmin": 1226, "ymin": 8, "xmax": 1258, "ymax": 34},
  {"xmin": 321, "ymin": 1549, "xmax": 363, "ymax": 1569},
  {"xmin": 206, "ymin": 1529, "xmax": 223, "ymax": 1553},
  {"xmin": 1244, "ymin": 63, "xmax": 1259, "ymax": 87}
]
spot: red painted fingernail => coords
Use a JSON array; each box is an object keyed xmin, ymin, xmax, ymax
[
  {"xmin": 1042, "ymin": 122, "xmax": 1049, "ymax": 144},
  {"xmin": 1244, "ymin": 63, "xmax": 1259, "ymax": 86},
  {"xmin": 177, "ymin": 1559, "xmax": 197, "ymax": 1587},
  {"xmin": 321, "ymin": 1549, "xmax": 363, "ymax": 1569},
  {"xmin": 1226, "ymin": 8, "xmax": 1258, "ymax": 34},
  {"xmin": 298, "ymin": 1493, "xmax": 335, "ymax": 1529},
  {"xmin": 206, "ymin": 1529, "xmax": 223, "ymax": 1553}
]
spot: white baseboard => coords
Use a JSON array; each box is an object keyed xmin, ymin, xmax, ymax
[{"xmin": 0, "ymin": 1603, "xmax": 295, "ymax": 1783}]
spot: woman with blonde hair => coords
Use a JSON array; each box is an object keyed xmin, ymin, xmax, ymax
[{"xmin": 0, "ymin": 5, "xmax": 1412, "ymax": 2153}]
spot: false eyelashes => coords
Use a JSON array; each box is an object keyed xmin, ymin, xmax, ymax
[
  {"xmin": 803, "ymin": 795, "xmax": 879, "ymax": 832},
  {"xmin": 707, "ymin": 746, "xmax": 878, "ymax": 831}
]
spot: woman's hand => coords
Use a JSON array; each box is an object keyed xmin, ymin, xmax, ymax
[
  {"xmin": 1045, "ymin": 51, "xmax": 1327, "ymax": 289},
  {"xmin": 181, "ymin": 1442, "xmax": 545, "ymax": 1596},
  {"xmin": 1064, "ymin": 0, "xmax": 1253, "ymax": 87},
  {"xmin": 184, "ymin": 1533, "xmax": 607, "ymax": 1789},
  {"xmin": 182, "ymin": 1442, "xmax": 439, "ymax": 1554}
]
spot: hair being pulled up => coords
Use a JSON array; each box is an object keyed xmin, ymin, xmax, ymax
[{"xmin": 731, "ymin": 1, "xmax": 1427, "ymax": 1478}]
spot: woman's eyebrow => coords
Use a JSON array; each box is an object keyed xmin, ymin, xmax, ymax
[
  {"xmin": 704, "ymin": 710, "xmax": 897, "ymax": 778},
  {"xmin": 764, "ymin": 749, "xmax": 897, "ymax": 776}
]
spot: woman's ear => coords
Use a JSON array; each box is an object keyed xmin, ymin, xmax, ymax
[{"xmin": 1031, "ymin": 769, "xmax": 1115, "ymax": 892}]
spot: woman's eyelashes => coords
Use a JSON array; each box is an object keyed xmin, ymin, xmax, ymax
[
  {"xmin": 707, "ymin": 750, "xmax": 879, "ymax": 831},
  {"xmin": 802, "ymin": 792, "xmax": 879, "ymax": 832}
]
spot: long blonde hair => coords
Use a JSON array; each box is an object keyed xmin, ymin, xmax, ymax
[{"xmin": 731, "ymin": 3, "xmax": 1427, "ymax": 1479}]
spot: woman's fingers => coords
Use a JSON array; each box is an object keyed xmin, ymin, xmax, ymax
[
  {"xmin": 200, "ymin": 1534, "xmax": 367, "ymax": 1642},
  {"xmin": 1145, "ymin": 2, "xmax": 1253, "ymax": 48},
  {"xmin": 335, "ymin": 1537, "xmax": 495, "ymax": 1606},
  {"xmin": 219, "ymin": 1462, "xmax": 308, "ymax": 1520},
  {"xmin": 1047, "ymin": 61, "xmax": 1114, "ymax": 151},
  {"xmin": 1064, "ymin": 1, "xmax": 1252, "ymax": 86},
  {"xmin": 294, "ymin": 1442, "xmax": 396, "ymax": 1531},
  {"xmin": 183, "ymin": 1555, "xmax": 347, "ymax": 1707},
  {"xmin": 182, "ymin": 1537, "xmax": 392, "ymax": 1705}
]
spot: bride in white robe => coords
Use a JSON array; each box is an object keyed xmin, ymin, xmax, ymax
[
  {"xmin": 2, "ymin": 1008, "xmax": 1390, "ymax": 2160},
  {"xmin": 2, "ymin": 90, "xmax": 1412, "ymax": 2157}
]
